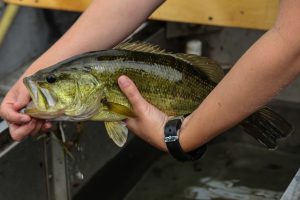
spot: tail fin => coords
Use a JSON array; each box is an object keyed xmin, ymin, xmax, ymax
[{"xmin": 241, "ymin": 107, "xmax": 293, "ymax": 149}]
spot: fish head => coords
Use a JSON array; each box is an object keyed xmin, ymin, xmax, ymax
[{"xmin": 23, "ymin": 66, "xmax": 102, "ymax": 120}]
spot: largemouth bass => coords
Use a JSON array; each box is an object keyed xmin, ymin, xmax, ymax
[{"xmin": 23, "ymin": 42, "xmax": 293, "ymax": 148}]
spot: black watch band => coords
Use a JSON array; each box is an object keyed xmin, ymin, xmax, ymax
[{"xmin": 164, "ymin": 116, "xmax": 207, "ymax": 162}]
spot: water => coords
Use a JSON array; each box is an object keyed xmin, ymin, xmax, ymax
[{"xmin": 125, "ymin": 101, "xmax": 300, "ymax": 200}]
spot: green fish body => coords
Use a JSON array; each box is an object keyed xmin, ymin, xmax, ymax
[{"xmin": 23, "ymin": 42, "xmax": 292, "ymax": 148}]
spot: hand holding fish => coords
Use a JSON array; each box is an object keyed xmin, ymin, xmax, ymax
[
  {"xmin": 118, "ymin": 75, "xmax": 169, "ymax": 151},
  {"xmin": 0, "ymin": 77, "xmax": 51, "ymax": 141}
]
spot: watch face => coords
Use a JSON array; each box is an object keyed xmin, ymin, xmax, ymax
[{"xmin": 164, "ymin": 135, "xmax": 179, "ymax": 143}]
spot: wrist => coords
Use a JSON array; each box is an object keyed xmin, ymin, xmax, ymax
[
  {"xmin": 163, "ymin": 116, "xmax": 207, "ymax": 162},
  {"xmin": 156, "ymin": 118, "xmax": 169, "ymax": 152}
]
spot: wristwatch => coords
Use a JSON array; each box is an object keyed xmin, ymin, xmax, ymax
[{"xmin": 164, "ymin": 116, "xmax": 207, "ymax": 162}]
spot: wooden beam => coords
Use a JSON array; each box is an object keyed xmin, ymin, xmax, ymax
[
  {"xmin": 151, "ymin": 0, "xmax": 279, "ymax": 30},
  {"xmin": 0, "ymin": 4, "xmax": 19, "ymax": 46},
  {"xmin": 4, "ymin": 0, "xmax": 90, "ymax": 12},
  {"xmin": 4, "ymin": 0, "xmax": 279, "ymax": 30}
]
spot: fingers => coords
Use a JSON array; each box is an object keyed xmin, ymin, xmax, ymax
[
  {"xmin": 9, "ymin": 120, "xmax": 52, "ymax": 141},
  {"xmin": 0, "ymin": 104, "xmax": 31, "ymax": 124},
  {"xmin": 41, "ymin": 122, "xmax": 52, "ymax": 132},
  {"xmin": 13, "ymin": 88, "xmax": 31, "ymax": 110},
  {"xmin": 0, "ymin": 88, "xmax": 31, "ymax": 124},
  {"xmin": 9, "ymin": 119, "xmax": 38, "ymax": 141},
  {"xmin": 0, "ymin": 79, "xmax": 48, "ymax": 141},
  {"xmin": 30, "ymin": 119, "xmax": 44, "ymax": 136},
  {"xmin": 118, "ymin": 75, "xmax": 148, "ymax": 113}
]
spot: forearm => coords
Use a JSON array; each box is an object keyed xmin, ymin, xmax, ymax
[
  {"xmin": 180, "ymin": 27, "xmax": 300, "ymax": 152},
  {"xmin": 24, "ymin": 0, "xmax": 164, "ymax": 76}
]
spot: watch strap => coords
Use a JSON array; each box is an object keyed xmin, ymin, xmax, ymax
[{"xmin": 164, "ymin": 117, "xmax": 206, "ymax": 162}]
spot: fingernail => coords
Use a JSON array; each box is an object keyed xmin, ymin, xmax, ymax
[
  {"xmin": 21, "ymin": 116, "xmax": 30, "ymax": 123},
  {"xmin": 120, "ymin": 120, "xmax": 127, "ymax": 126},
  {"xmin": 118, "ymin": 76, "xmax": 130, "ymax": 88}
]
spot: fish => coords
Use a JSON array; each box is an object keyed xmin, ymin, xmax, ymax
[{"xmin": 23, "ymin": 42, "xmax": 293, "ymax": 148}]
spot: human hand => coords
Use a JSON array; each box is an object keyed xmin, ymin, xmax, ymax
[
  {"xmin": 118, "ymin": 75, "xmax": 170, "ymax": 151},
  {"xmin": 0, "ymin": 77, "xmax": 51, "ymax": 141}
]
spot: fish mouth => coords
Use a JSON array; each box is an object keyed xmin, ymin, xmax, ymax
[
  {"xmin": 23, "ymin": 77, "xmax": 38, "ymax": 103},
  {"xmin": 23, "ymin": 77, "xmax": 57, "ymax": 110}
]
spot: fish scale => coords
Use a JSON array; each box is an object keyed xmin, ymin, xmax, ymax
[{"xmin": 90, "ymin": 51, "xmax": 215, "ymax": 114}]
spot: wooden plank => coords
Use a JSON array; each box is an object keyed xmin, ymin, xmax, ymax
[
  {"xmin": 0, "ymin": 4, "xmax": 19, "ymax": 46},
  {"xmin": 151, "ymin": 0, "xmax": 279, "ymax": 30},
  {"xmin": 4, "ymin": 0, "xmax": 279, "ymax": 30},
  {"xmin": 4, "ymin": 0, "xmax": 90, "ymax": 12}
]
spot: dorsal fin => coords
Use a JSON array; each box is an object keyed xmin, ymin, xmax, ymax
[
  {"xmin": 174, "ymin": 53, "xmax": 224, "ymax": 83},
  {"xmin": 114, "ymin": 42, "xmax": 223, "ymax": 83},
  {"xmin": 114, "ymin": 41, "xmax": 165, "ymax": 54}
]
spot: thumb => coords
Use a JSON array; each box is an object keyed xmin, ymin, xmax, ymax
[
  {"xmin": 14, "ymin": 89, "xmax": 31, "ymax": 111},
  {"xmin": 118, "ymin": 75, "xmax": 148, "ymax": 112}
]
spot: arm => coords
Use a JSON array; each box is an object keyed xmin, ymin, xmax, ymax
[
  {"xmin": 0, "ymin": 0, "xmax": 165, "ymax": 140},
  {"xmin": 118, "ymin": 0, "xmax": 300, "ymax": 152},
  {"xmin": 25, "ymin": 0, "xmax": 164, "ymax": 75},
  {"xmin": 180, "ymin": 0, "xmax": 300, "ymax": 152}
]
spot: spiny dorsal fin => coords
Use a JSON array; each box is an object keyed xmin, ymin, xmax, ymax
[
  {"xmin": 174, "ymin": 53, "xmax": 224, "ymax": 83},
  {"xmin": 114, "ymin": 42, "xmax": 223, "ymax": 83},
  {"xmin": 114, "ymin": 41, "xmax": 165, "ymax": 54},
  {"xmin": 104, "ymin": 121, "xmax": 128, "ymax": 147}
]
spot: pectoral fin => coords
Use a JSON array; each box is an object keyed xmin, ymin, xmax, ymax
[
  {"xmin": 104, "ymin": 121, "xmax": 128, "ymax": 147},
  {"xmin": 102, "ymin": 99, "xmax": 136, "ymax": 117}
]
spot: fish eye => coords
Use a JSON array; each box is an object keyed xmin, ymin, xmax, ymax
[{"xmin": 46, "ymin": 74, "xmax": 56, "ymax": 83}]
